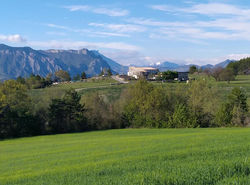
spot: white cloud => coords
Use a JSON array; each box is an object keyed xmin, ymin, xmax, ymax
[
  {"xmin": 226, "ymin": 54, "xmax": 250, "ymax": 61},
  {"xmin": 146, "ymin": 3, "xmax": 250, "ymax": 41},
  {"xmin": 128, "ymin": 18, "xmax": 188, "ymax": 27},
  {"xmin": 46, "ymin": 23, "xmax": 129, "ymax": 38},
  {"xmin": 93, "ymin": 8, "xmax": 129, "ymax": 17},
  {"xmin": 92, "ymin": 31, "xmax": 129, "ymax": 37},
  {"xmin": 64, "ymin": 5, "xmax": 129, "ymax": 17},
  {"xmin": 89, "ymin": 23, "xmax": 146, "ymax": 33},
  {"xmin": 102, "ymin": 50, "xmax": 152, "ymax": 66},
  {"xmin": 65, "ymin": 5, "xmax": 90, "ymax": 11},
  {"xmin": 151, "ymin": 3, "xmax": 250, "ymax": 17},
  {"xmin": 0, "ymin": 34, "xmax": 26, "ymax": 43},
  {"xmin": 185, "ymin": 3, "xmax": 250, "ymax": 17},
  {"xmin": 28, "ymin": 40, "xmax": 140, "ymax": 51}
]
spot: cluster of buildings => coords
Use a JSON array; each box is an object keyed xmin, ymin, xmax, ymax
[
  {"xmin": 127, "ymin": 67, "xmax": 159, "ymax": 80},
  {"xmin": 127, "ymin": 66, "xmax": 189, "ymax": 81}
]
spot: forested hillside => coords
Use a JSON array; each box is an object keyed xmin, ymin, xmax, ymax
[{"xmin": 227, "ymin": 57, "xmax": 250, "ymax": 75}]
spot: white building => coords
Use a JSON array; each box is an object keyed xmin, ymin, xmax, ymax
[{"xmin": 127, "ymin": 67, "xmax": 159, "ymax": 79}]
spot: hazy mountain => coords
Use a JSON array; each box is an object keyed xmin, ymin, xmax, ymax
[
  {"xmin": 151, "ymin": 60, "xmax": 234, "ymax": 72},
  {"xmin": 200, "ymin": 64, "xmax": 214, "ymax": 69},
  {"xmin": 42, "ymin": 49, "xmax": 113, "ymax": 77},
  {"xmin": 0, "ymin": 44, "xmax": 125, "ymax": 80},
  {"xmin": 154, "ymin": 61, "xmax": 180, "ymax": 69},
  {"xmin": 0, "ymin": 44, "xmax": 64, "ymax": 80},
  {"xmin": 91, "ymin": 50, "xmax": 129, "ymax": 74},
  {"xmin": 214, "ymin": 59, "xmax": 235, "ymax": 68}
]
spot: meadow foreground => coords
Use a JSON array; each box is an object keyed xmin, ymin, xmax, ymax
[{"xmin": 1, "ymin": 128, "xmax": 250, "ymax": 185}]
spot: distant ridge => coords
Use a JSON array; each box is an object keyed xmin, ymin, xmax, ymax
[
  {"xmin": 151, "ymin": 60, "xmax": 235, "ymax": 72},
  {"xmin": 0, "ymin": 44, "xmax": 127, "ymax": 80}
]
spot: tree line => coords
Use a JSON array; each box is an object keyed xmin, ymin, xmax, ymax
[
  {"xmin": 189, "ymin": 65, "xmax": 235, "ymax": 83},
  {"xmin": 227, "ymin": 57, "xmax": 250, "ymax": 75},
  {"xmin": 0, "ymin": 78, "xmax": 249, "ymax": 139},
  {"xmin": 188, "ymin": 57, "xmax": 250, "ymax": 83},
  {"xmin": 15, "ymin": 68, "xmax": 113, "ymax": 90}
]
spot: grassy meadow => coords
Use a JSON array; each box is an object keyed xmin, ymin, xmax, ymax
[
  {"xmin": 1, "ymin": 128, "xmax": 250, "ymax": 185},
  {"xmin": 28, "ymin": 77, "xmax": 125, "ymax": 109}
]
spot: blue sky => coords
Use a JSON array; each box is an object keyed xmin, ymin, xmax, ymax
[{"xmin": 1, "ymin": 0, "xmax": 250, "ymax": 65}]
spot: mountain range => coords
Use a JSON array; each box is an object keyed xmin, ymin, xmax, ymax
[
  {"xmin": 0, "ymin": 44, "xmax": 235, "ymax": 80},
  {"xmin": 0, "ymin": 44, "xmax": 128, "ymax": 80},
  {"xmin": 151, "ymin": 59, "xmax": 235, "ymax": 72}
]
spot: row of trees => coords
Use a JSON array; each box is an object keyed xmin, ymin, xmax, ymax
[
  {"xmin": 0, "ymin": 78, "xmax": 249, "ymax": 139},
  {"xmin": 122, "ymin": 80, "xmax": 248, "ymax": 128},
  {"xmin": 207, "ymin": 67, "xmax": 235, "ymax": 83},
  {"xmin": 0, "ymin": 80, "xmax": 88, "ymax": 138},
  {"xmin": 99, "ymin": 68, "xmax": 113, "ymax": 76},
  {"xmin": 189, "ymin": 65, "xmax": 236, "ymax": 83},
  {"xmin": 15, "ymin": 67, "xmax": 114, "ymax": 90},
  {"xmin": 15, "ymin": 70, "xmax": 88, "ymax": 89}
]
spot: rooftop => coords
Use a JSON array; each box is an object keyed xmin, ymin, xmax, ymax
[{"xmin": 129, "ymin": 66, "xmax": 158, "ymax": 72}]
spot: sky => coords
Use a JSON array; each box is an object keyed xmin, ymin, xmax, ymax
[{"xmin": 1, "ymin": 0, "xmax": 250, "ymax": 66}]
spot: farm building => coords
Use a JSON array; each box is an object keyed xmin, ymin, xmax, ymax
[
  {"xmin": 127, "ymin": 67, "xmax": 159, "ymax": 79},
  {"xmin": 177, "ymin": 72, "xmax": 189, "ymax": 81}
]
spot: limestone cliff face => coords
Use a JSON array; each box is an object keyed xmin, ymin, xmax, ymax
[{"xmin": 0, "ymin": 44, "xmax": 127, "ymax": 80}]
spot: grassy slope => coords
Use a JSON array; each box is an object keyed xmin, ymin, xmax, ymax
[
  {"xmin": 1, "ymin": 128, "xmax": 250, "ymax": 185},
  {"xmin": 28, "ymin": 77, "xmax": 125, "ymax": 108},
  {"xmin": 216, "ymin": 75, "xmax": 250, "ymax": 105},
  {"xmin": 190, "ymin": 75, "xmax": 250, "ymax": 104}
]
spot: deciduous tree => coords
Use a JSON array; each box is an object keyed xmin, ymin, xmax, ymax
[{"xmin": 55, "ymin": 70, "xmax": 71, "ymax": 82}]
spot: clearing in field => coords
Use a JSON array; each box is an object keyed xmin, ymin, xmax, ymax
[{"xmin": 1, "ymin": 128, "xmax": 250, "ymax": 185}]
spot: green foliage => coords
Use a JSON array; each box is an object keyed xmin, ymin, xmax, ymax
[
  {"xmin": 0, "ymin": 80, "xmax": 44, "ymax": 138},
  {"xmin": 55, "ymin": 70, "xmax": 71, "ymax": 82},
  {"xmin": 1, "ymin": 74, "xmax": 250, "ymax": 139},
  {"xmin": 227, "ymin": 57, "xmax": 250, "ymax": 75},
  {"xmin": 211, "ymin": 67, "xmax": 224, "ymax": 81},
  {"xmin": 16, "ymin": 76, "xmax": 25, "ymax": 84},
  {"xmin": 123, "ymin": 79, "xmax": 157, "ymax": 127},
  {"xmin": 107, "ymin": 68, "xmax": 112, "ymax": 76},
  {"xmin": 215, "ymin": 102, "xmax": 234, "ymax": 127},
  {"xmin": 48, "ymin": 89, "xmax": 87, "ymax": 133},
  {"xmin": 25, "ymin": 74, "xmax": 52, "ymax": 89},
  {"xmin": 189, "ymin": 65, "xmax": 198, "ymax": 74},
  {"xmin": 187, "ymin": 79, "xmax": 218, "ymax": 127},
  {"xmin": 161, "ymin": 70, "xmax": 178, "ymax": 80},
  {"xmin": 73, "ymin": 74, "xmax": 81, "ymax": 81},
  {"xmin": 168, "ymin": 103, "xmax": 195, "ymax": 128},
  {"xmin": 123, "ymin": 79, "xmax": 221, "ymax": 128},
  {"xmin": 99, "ymin": 68, "xmax": 112, "ymax": 76},
  {"xmin": 219, "ymin": 68, "xmax": 235, "ymax": 83},
  {"xmin": 81, "ymin": 93, "xmax": 122, "ymax": 130},
  {"xmin": 215, "ymin": 87, "xmax": 248, "ymax": 126},
  {"xmin": 81, "ymin": 72, "xmax": 87, "ymax": 79}
]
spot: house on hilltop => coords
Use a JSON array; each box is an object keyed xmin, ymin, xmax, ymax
[{"xmin": 127, "ymin": 67, "xmax": 159, "ymax": 79}]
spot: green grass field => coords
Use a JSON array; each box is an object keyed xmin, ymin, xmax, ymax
[{"xmin": 1, "ymin": 128, "xmax": 250, "ymax": 185}]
